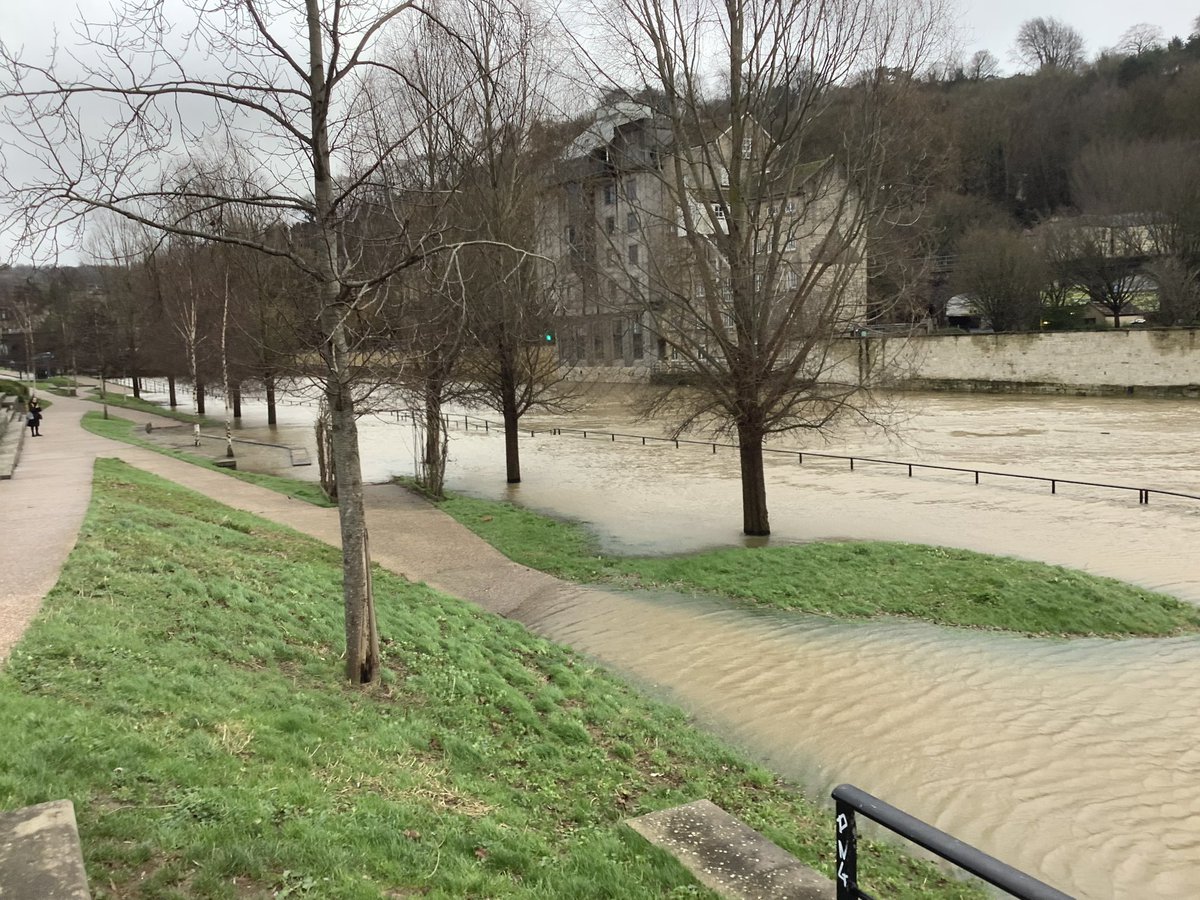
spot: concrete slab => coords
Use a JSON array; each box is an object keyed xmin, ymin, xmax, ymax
[
  {"xmin": 626, "ymin": 799, "xmax": 833, "ymax": 900},
  {"xmin": 0, "ymin": 418, "xmax": 23, "ymax": 479},
  {"xmin": 0, "ymin": 800, "xmax": 90, "ymax": 899}
]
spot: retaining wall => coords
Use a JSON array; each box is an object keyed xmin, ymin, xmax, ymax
[{"xmin": 886, "ymin": 328, "xmax": 1200, "ymax": 398}]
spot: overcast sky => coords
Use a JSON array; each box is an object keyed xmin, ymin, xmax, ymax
[
  {"xmin": 6, "ymin": 0, "xmax": 1198, "ymax": 74},
  {"xmin": 1, "ymin": 0, "xmax": 1197, "ymax": 264},
  {"xmin": 957, "ymin": 0, "xmax": 1196, "ymax": 69}
]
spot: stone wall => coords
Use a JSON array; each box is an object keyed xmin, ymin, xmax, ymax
[
  {"xmin": 570, "ymin": 328, "xmax": 1200, "ymax": 399},
  {"xmin": 884, "ymin": 328, "xmax": 1200, "ymax": 398}
]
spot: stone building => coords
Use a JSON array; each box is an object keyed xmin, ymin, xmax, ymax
[{"xmin": 543, "ymin": 101, "xmax": 867, "ymax": 378}]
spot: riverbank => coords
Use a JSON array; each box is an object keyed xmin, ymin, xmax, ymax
[
  {"xmin": 0, "ymin": 459, "xmax": 982, "ymax": 899},
  {"xmin": 433, "ymin": 491, "xmax": 1200, "ymax": 637},
  {"xmin": 83, "ymin": 411, "xmax": 1200, "ymax": 638}
]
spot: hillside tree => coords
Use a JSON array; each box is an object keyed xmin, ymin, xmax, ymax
[{"xmin": 1013, "ymin": 17, "xmax": 1085, "ymax": 71}]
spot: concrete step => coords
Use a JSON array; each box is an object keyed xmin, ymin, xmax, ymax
[
  {"xmin": 0, "ymin": 409, "xmax": 24, "ymax": 480},
  {"xmin": 0, "ymin": 800, "xmax": 91, "ymax": 899},
  {"xmin": 626, "ymin": 799, "xmax": 833, "ymax": 900}
]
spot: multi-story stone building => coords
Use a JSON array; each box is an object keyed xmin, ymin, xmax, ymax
[{"xmin": 544, "ymin": 100, "xmax": 867, "ymax": 377}]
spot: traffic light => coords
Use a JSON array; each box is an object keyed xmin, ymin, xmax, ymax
[{"xmin": 544, "ymin": 331, "xmax": 555, "ymax": 344}]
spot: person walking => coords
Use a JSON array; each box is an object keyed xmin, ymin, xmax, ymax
[{"xmin": 27, "ymin": 397, "xmax": 42, "ymax": 437}]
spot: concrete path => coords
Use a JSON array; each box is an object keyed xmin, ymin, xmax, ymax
[{"xmin": 0, "ymin": 388, "xmax": 569, "ymax": 666}]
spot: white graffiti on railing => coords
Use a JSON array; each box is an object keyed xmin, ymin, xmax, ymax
[{"xmin": 836, "ymin": 811, "xmax": 852, "ymax": 890}]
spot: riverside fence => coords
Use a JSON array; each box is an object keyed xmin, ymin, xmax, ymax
[
  {"xmin": 832, "ymin": 784, "xmax": 1073, "ymax": 900},
  {"xmin": 421, "ymin": 412, "xmax": 1200, "ymax": 509}
]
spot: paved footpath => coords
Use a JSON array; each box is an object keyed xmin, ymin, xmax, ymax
[{"xmin": 0, "ymin": 390, "xmax": 567, "ymax": 665}]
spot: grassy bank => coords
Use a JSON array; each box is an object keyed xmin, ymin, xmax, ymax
[
  {"xmin": 436, "ymin": 493, "xmax": 1200, "ymax": 638},
  {"xmin": 87, "ymin": 388, "xmax": 207, "ymax": 423},
  {"xmin": 82, "ymin": 412, "xmax": 333, "ymax": 507},
  {"xmin": 0, "ymin": 460, "xmax": 980, "ymax": 899}
]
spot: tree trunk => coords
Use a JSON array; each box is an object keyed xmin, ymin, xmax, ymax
[
  {"xmin": 265, "ymin": 371, "xmax": 277, "ymax": 425},
  {"xmin": 422, "ymin": 382, "xmax": 448, "ymax": 499},
  {"xmin": 168, "ymin": 374, "xmax": 177, "ymax": 408},
  {"xmin": 308, "ymin": 0, "xmax": 378, "ymax": 685},
  {"xmin": 195, "ymin": 379, "xmax": 206, "ymax": 415},
  {"xmin": 132, "ymin": 374, "xmax": 141, "ymax": 399},
  {"xmin": 324, "ymin": 363, "xmax": 378, "ymax": 684},
  {"xmin": 502, "ymin": 387, "xmax": 521, "ymax": 484},
  {"xmin": 736, "ymin": 421, "xmax": 770, "ymax": 536},
  {"xmin": 315, "ymin": 399, "xmax": 336, "ymax": 499},
  {"xmin": 232, "ymin": 383, "xmax": 242, "ymax": 419}
]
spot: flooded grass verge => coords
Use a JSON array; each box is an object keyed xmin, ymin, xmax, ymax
[
  {"xmin": 434, "ymin": 490, "xmax": 1200, "ymax": 638},
  {"xmin": 81, "ymin": 412, "xmax": 334, "ymax": 507},
  {"xmin": 0, "ymin": 459, "xmax": 983, "ymax": 899}
]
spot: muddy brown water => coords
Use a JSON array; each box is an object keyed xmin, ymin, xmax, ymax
[{"xmin": 140, "ymin": 383, "xmax": 1200, "ymax": 898}]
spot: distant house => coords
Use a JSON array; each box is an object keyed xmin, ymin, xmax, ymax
[
  {"xmin": 1077, "ymin": 275, "xmax": 1158, "ymax": 327},
  {"xmin": 944, "ymin": 295, "xmax": 988, "ymax": 331}
]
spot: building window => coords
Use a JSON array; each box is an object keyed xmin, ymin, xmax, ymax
[
  {"xmin": 565, "ymin": 224, "xmax": 576, "ymax": 244},
  {"xmin": 785, "ymin": 199, "xmax": 797, "ymax": 215},
  {"xmin": 632, "ymin": 317, "xmax": 644, "ymax": 360},
  {"xmin": 627, "ymin": 212, "xmax": 639, "ymax": 231},
  {"xmin": 612, "ymin": 320, "xmax": 624, "ymax": 359},
  {"xmin": 628, "ymin": 244, "xmax": 639, "ymax": 265},
  {"xmin": 594, "ymin": 332, "xmax": 605, "ymax": 360},
  {"xmin": 784, "ymin": 238, "xmax": 796, "ymax": 253},
  {"xmin": 741, "ymin": 137, "xmax": 753, "ymax": 158},
  {"xmin": 625, "ymin": 178, "xmax": 638, "ymax": 200},
  {"xmin": 607, "ymin": 248, "xmax": 618, "ymax": 266},
  {"xmin": 606, "ymin": 216, "xmax": 615, "ymax": 234},
  {"xmin": 787, "ymin": 269, "xmax": 799, "ymax": 289},
  {"xmin": 603, "ymin": 183, "xmax": 616, "ymax": 205}
]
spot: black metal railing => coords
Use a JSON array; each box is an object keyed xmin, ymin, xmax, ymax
[
  {"xmin": 832, "ymin": 784, "xmax": 1073, "ymax": 900},
  {"xmin": 432, "ymin": 412, "xmax": 1200, "ymax": 508}
]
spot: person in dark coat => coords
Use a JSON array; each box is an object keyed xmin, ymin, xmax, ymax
[{"xmin": 27, "ymin": 397, "xmax": 42, "ymax": 436}]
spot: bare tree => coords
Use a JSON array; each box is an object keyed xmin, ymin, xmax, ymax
[
  {"xmin": 1013, "ymin": 17, "xmax": 1086, "ymax": 72},
  {"xmin": 1114, "ymin": 24, "xmax": 1166, "ymax": 56},
  {"xmin": 966, "ymin": 49, "xmax": 1000, "ymax": 80},
  {"xmin": 569, "ymin": 0, "xmax": 946, "ymax": 535},
  {"xmin": 953, "ymin": 226, "xmax": 1047, "ymax": 332},
  {"xmin": 1040, "ymin": 219, "xmax": 1145, "ymax": 326},
  {"xmin": 441, "ymin": 0, "xmax": 572, "ymax": 485},
  {"xmin": 0, "ymin": 0, "xmax": 496, "ymax": 684},
  {"xmin": 1147, "ymin": 256, "xmax": 1200, "ymax": 325}
]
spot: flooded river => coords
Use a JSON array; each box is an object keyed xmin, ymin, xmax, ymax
[{"xmin": 137, "ymin": 382, "xmax": 1200, "ymax": 897}]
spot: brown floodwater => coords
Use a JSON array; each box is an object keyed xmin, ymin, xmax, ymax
[{"xmin": 138, "ymin": 381, "xmax": 1200, "ymax": 898}]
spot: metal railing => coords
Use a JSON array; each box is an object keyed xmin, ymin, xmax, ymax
[
  {"xmin": 832, "ymin": 784, "xmax": 1073, "ymax": 900},
  {"xmin": 433, "ymin": 412, "xmax": 1200, "ymax": 509}
]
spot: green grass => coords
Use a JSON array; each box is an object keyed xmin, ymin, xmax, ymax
[
  {"xmin": 0, "ymin": 378, "xmax": 31, "ymax": 402},
  {"xmin": 0, "ymin": 460, "xmax": 982, "ymax": 899},
  {"xmin": 435, "ymin": 493, "xmax": 1200, "ymax": 638},
  {"xmin": 82, "ymin": 412, "xmax": 334, "ymax": 507},
  {"xmin": 86, "ymin": 388, "xmax": 207, "ymax": 424}
]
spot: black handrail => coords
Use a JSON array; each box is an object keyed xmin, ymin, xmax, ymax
[
  {"xmin": 428, "ymin": 412, "xmax": 1200, "ymax": 508},
  {"xmin": 832, "ymin": 784, "xmax": 1073, "ymax": 900}
]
